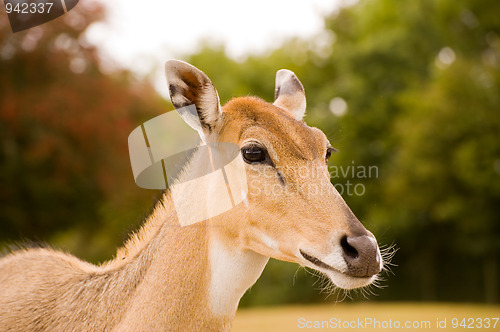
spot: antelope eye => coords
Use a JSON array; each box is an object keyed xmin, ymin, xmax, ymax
[
  {"xmin": 242, "ymin": 144, "xmax": 267, "ymax": 164},
  {"xmin": 325, "ymin": 147, "xmax": 336, "ymax": 163}
]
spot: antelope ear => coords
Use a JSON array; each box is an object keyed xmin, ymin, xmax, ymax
[
  {"xmin": 273, "ymin": 69, "xmax": 306, "ymax": 121},
  {"xmin": 165, "ymin": 60, "xmax": 222, "ymax": 137}
]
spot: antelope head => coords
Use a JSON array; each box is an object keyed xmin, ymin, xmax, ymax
[{"xmin": 166, "ymin": 60, "xmax": 383, "ymax": 291}]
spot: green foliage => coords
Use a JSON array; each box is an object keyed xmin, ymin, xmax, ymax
[{"xmin": 0, "ymin": 3, "xmax": 166, "ymax": 262}]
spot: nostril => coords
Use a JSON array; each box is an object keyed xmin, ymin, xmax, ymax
[
  {"xmin": 341, "ymin": 234, "xmax": 381, "ymax": 277},
  {"xmin": 340, "ymin": 235, "xmax": 358, "ymax": 259}
]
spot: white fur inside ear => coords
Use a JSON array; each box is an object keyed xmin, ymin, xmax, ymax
[
  {"xmin": 165, "ymin": 60, "xmax": 222, "ymax": 136},
  {"xmin": 198, "ymin": 86, "xmax": 222, "ymax": 128},
  {"xmin": 274, "ymin": 69, "xmax": 307, "ymax": 121}
]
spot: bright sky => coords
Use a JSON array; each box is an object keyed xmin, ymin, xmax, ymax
[{"xmin": 85, "ymin": 0, "xmax": 345, "ymax": 96}]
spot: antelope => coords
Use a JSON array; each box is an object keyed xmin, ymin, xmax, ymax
[{"xmin": 0, "ymin": 60, "xmax": 384, "ymax": 331}]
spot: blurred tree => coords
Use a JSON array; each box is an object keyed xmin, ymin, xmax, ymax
[
  {"xmin": 379, "ymin": 42, "xmax": 500, "ymax": 303},
  {"xmin": 0, "ymin": 2, "xmax": 167, "ymax": 262}
]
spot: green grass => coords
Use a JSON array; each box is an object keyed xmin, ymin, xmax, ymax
[{"xmin": 232, "ymin": 303, "xmax": 500, "ymax": 331}]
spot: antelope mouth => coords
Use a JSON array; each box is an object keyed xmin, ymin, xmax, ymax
[
  {"xmin": 299, "ymin": 249, "xmax": 377, "ymax": 290},
  {"xmin": 299, "ymin": 249, "xmax": 342, "ymax": 274}
]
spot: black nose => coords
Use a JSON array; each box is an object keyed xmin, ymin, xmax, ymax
[{"xmin": 340, "ymin": 235, "xmax": 381, "ymax": 278}]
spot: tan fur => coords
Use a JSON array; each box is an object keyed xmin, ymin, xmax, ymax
[{"xmin": 0, "ymin": 63, "xmax": 382, "ymax": 331}]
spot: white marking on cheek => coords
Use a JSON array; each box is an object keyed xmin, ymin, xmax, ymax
[
  {"xmin": 322, "ymin": 245, "xmax": 348, "ymax": 273},
  {"xmin": 259, "ymin": 233, "xmax": 278, "ymax": 251}
]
